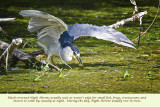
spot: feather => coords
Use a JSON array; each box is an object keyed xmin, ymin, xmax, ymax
[
  {"xmin": 68, "ymin": 23, "xmax": 135, "ymax": 49},
  {"xmin": 20, "ymin": 10, "xmax": 65, "ymax": 57},
  {"xmin": 20, "ymin": 10, "xmax": 67, "ymax": 35}
]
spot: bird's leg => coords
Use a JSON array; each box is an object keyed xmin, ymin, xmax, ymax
[
  {"xmin": 46, "ymin": 55, "xmax": 50, "ymax": 63},
  {"xmin": 46, "ymin": 55, "xmax": 61, "ymax": 71},
  {"xmin": 49, "ymin": 63, "xmax": 62, "ymax": 71},
  {"xmin": 50, "ymin": 56, "xmax": 55, "ymax": 65}
]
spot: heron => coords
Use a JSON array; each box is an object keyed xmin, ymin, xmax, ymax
[{"xmin": 20, "ymin": 10, "xmax": 135, "ymax": 70}]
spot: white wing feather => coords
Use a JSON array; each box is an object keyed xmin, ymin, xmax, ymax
[
  {"xmin": 20, "ymin": 10, "xmax": 68, "ymax": 56},
  {"xmin": 68, "ymin": 23, "xmax": 135, "ymax": 49},
  {"xmin": 20, "ymin": 10, "xmax": 68, "ymax": 39}
]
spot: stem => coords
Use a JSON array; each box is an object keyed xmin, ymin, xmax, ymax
[
  {"xmin": 138, "ymin": 24, "xmax": 142, "ymax": 47},
  {"xmin": 132, "ymin": 0, "xmax": 160, "ymax": 41}
]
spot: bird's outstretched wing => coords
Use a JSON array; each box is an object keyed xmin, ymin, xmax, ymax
[
  {"xmin": 20, "ymin": 10, "xmax": 68, "ymax": 55},
  {"xmin": 68, "ymin": 23, "xmax": 135, "ymax": 49},
  {"xmin": 20, "ymin": 10, "xmax": 67, "ymax": 40}
]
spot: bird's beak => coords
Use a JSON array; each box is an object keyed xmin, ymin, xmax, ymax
[
  {"xmin": 75, "ymin": 54, "xmax": 83, "ymax": 65},
  {"xmin": 76, "ymin": 56, "xmax": 83, "ymax": 65}
]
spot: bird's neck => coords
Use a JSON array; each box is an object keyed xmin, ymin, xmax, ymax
[
  {"xmin": 61, "ymin": 41, "xmax": 73, "ymax": 49},
  {"xmin": 59, "ymin": 31, "xmax": 74, "ymax": 46}
]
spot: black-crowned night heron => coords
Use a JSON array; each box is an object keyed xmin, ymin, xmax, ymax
[{"xmin": 20, "ymin": 10, "xmax": 135, "ymax": 69}]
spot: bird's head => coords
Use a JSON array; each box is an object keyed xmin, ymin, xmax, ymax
[
  {"xmin": 71, "ymin": 45, "xmax": 82, "ymax": 65},
  {"xmin": 59, "ymin": 42, "xmax": 83, "ymax": 69}
]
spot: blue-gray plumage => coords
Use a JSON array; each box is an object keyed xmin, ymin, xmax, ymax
[
  {"xmin": 59, "ymin": 31, "xmax": 80, "ymax": 57},
  {"xmin": 20, "ymin": 10, "xmax": 135, "ymax": 69},
  {"xmin": 59, "ymin": 31, "xmax": 81, "ymax": 68},
  {"xmin": 59, "ymin": 31, "xmax": 74, "ymax": 45}
]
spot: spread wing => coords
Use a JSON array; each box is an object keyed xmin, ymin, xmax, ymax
[
  {"xmin": 20, "ymin": 10, "xmax": 67, "ymax": 39},
  {"xmin": 20, "ymin": 10, "xmax": 68, "ymax": 54},
  {"xmin": 68, "ymin": 23, "xmax": 135, "ymax": 49}
]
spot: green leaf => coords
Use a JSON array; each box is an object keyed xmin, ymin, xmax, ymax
[{"xmin": 124, "ymin": 71, "xmax": 130, "ymax": 80}]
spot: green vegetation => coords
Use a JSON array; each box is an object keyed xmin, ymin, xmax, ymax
[{"xmin": 0, "ymin": 0, "xmax": 160, "ymax": 93}]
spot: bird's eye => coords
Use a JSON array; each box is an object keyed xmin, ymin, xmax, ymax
[{"xmin": 73, "ymin": 52, "xmax": 76, "ymax": 55}]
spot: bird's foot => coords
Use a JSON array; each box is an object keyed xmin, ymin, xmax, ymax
[{"xmin": 48, "ymin": 63, "xmax": 62, "ymax": 71}]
